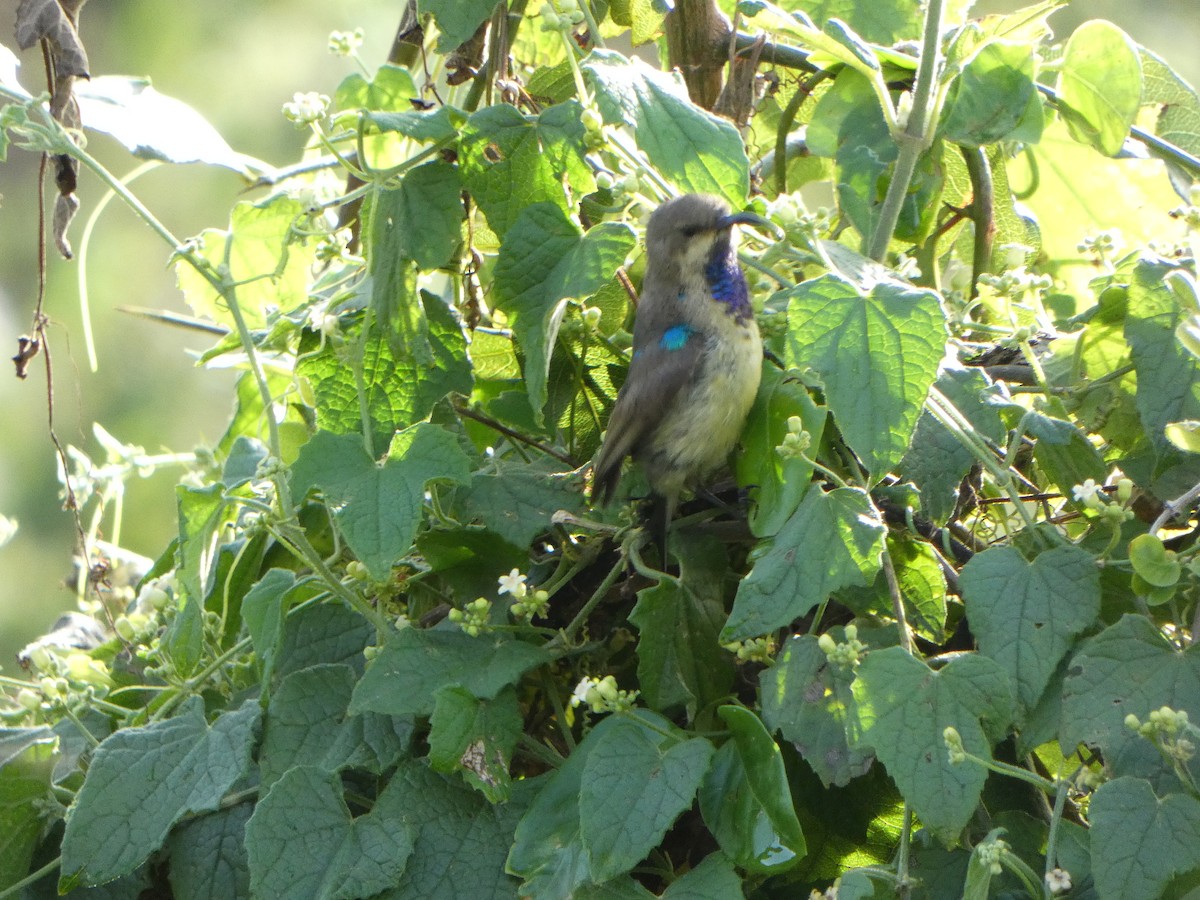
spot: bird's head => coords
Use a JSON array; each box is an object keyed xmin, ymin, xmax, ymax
[{"xmin": 644, "ymin": 193, "xmax": 766, "ymax": 275}]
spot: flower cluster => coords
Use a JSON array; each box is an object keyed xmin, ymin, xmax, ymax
[
  {"xmin": 817, "ymin": 623, "xmax": 866, "ymax": 670},
  {"xmin": 1125, "ymin": 706, "xmax": 1197, "ymax": 763},
  {"xmin": 327, "ymin": 28, "xmax": 364, "ymax": 57},
  {"xmin": 282, "ymin": 91, "xmax": 330, "ymax": 126},
  {"xmin": 448, "ymin": 597, "xmax": 492, "ymax": 637},
  {"xmin": 775, "ymin": 416, "xmax": 811, "ymax": 461},
  {"xmin": 570, "ymin": 675, "xmax": 638, "ymax": 714},
  {"xmin": 723, "ymin": 635, "xmax": 776, "ymax": 664},
  {"xmin": 974, "ymin": 835, "xmax": 1010, "ymax": 876},
  {"xmin": 1071, "ymin": 475, "xmax": 1135, "ymax": 523}
]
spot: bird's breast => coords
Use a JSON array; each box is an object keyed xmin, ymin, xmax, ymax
[{"xmin": 638, "ymin": 319, "xmax": 762, "ymax": 497}]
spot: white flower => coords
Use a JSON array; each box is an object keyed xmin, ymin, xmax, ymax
[
  {"xmin": 282, "ymin": 92, "xmax": 330, "ymax": 125},
  {"xmin": 1045, "ymin": 868, "xmax": 1072, "ymax": 894},
  {"xmin": 570, "ymin": 677, "xmax": 596, "ymax": 708},
  {"xmin": 497, "ymin": 568, "xmax": 528, "ymax": 598},
  {"xmin": 1071, "ymin": 479, "xmax": 1100, "ymax": 503}
]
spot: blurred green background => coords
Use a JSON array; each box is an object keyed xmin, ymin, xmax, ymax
[{"xmin": 1, "ymin": 0, "xmax": 1197, "ymax": 668}]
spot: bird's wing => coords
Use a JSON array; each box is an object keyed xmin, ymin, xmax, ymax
[{"xmin": 591, "ymin": 335, "xmax": 703, "ymax": 503}]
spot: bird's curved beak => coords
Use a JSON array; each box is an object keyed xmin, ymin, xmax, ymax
[{"xmin": 716, "ymin": 210, "xmax": 781, "ymax": 239}]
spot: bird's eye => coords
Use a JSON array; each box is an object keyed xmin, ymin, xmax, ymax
[{"xmin": 679, "ymin": 225, "xmax": 703, "ymax": 237}]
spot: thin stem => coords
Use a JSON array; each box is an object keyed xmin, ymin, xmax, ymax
[
  {"xmin": 0, "ymin": 858, "xmax": 60, "ymax": 900},
  {"xmin": 549, "ymin": 556, "xmax": 626, "ymax": 649},
  {"xmin": 881, "ymin": 549, "xmax": 912, "ymax": 654},
  {"xmin": 896, "ymin": 804, "xmax": 913, "ymax": 899},
  {"xmin": 1150, "ymin": 480, "xmax": 1200, "ymax": 534},
  {"xmin": 867, "ymin": 0, "xmax": 946, "ymax": 261},
  {"xmin": 1043, "ymin": 767, "xmax": 1071, "ymax": 896},
  {"xmin": 540, "ymin": 667, "xmax": 576, "ymax": 752}
]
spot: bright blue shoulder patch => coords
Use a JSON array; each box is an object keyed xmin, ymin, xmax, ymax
[{"xmin": 659, "ymin": 324, "xmax": 693, "ymax": 351}]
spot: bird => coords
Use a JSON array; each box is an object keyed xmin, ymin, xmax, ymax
[{"xmin": 591, "ymin": 193, "xmax": 765, "ymax": 548}]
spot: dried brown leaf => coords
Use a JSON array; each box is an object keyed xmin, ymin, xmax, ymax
[
  {"xmin": 53, "ymin": 190, "xmax": 79, "ymax": 259},
  {"xmin": 15, "ymin": 0, "xmax": 90, "ymax": 78},
  {"xmin": 12, "ymin": 335, "xmax": 41, "ymax": 379}
]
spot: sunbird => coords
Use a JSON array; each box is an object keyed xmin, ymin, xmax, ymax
[{"xmin": 591, "ymin": 193, "xmax": 765, "ymax": 540}]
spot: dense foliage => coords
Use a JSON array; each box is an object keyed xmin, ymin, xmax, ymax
[{"xmin": 3, "ymin": 0, "xmax": 1200, "ymax": 896}]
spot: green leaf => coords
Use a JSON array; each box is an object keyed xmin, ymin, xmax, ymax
[
  {"xmin": 1089, "ymin": 777, "xmax": 1200, "ymax": 899},
  {"xmin": 335, "ymin": 64, "xmax": 416, "ymax": 113},
  {"xmin": 60, "ymin": 698, "xmax": 259, "ymax": 889},
  {"xmin": 350, "ymin": 628, "xmax": 549, "ymax": 717},
  {"xmin": 1127, "ymin": 258, "xmax": 1200, "ymax": 473},
  {"xmin": 493, "ymin": 203, "xmax": 635, "ymax": 423},
  {"xmin": 960, "ymin": 545, "xmax": 1100, "ymax": 715},
  {"xmin": 583, "ymin": 49, "xmax": 749, "ymax": 204},
  {"xmin": 242, "ymin": 568, "xmax": 304, "ymax": 682},
  {"xmin": 418, "ymin": 0, "xmax": 497, "ymax": 51},
  {"xmin": 246, "ymin": 765, "xmax": 415, "ymax": 900},
  {"xmin": 698, "ymin": 706, "xmax": 805, "ymax": 873},
  {"xmin": 428, "ymin": 685, "xmax": 521, "ymax": 802},
  {"xmin": 1166, "ymin": 420, "xmax": 1200, "ymax": 454},
  {"xmin": 381, "ymin": 759, "xmax": 525, "ymax": 898},
  {"xmin": 1142, "ymin": 47, "xmax": 1200, "ymax": 163},
  {"xmin": 259, "ymin": 664, "xmax": 411, "ymax": 788},
  {"xmin": 507, "ymin": 757, "xmax": 591, "ymax": 896},
  {"xmin": 1061, "ymin": 614, "xmax": 1200, "ymax": 782},
  {"xmin": 778, "ymin": 0, "xmax": 920, "ymax": 44},
  {"xmin": 850, "ymin": 649, "xmax": 1014, "ymax": 845},
  {"xmin": 1057, "ymin": 20, "xmax": 1142, "ymax": 157},
  {"xmin": 580, "ymin": 714, "xmax": 713, "ymax": 882},
  {"xmin": 381, "ymin": 160, "xmax": 464, "ymax": 270},
  {"xmin": 888, "ymin": 536, "xmax": 948, "ymax": 644},
  {"xmin": 276, "ymin": 601, "xmax": 374, "ymax": 679},
  {"xmin": 461, "ymin": 459, "xmax": 587, "ymax": 549},
  {"xmin": 942, "ymin": 40, "xmax": 1040, "ymax": 147},
  {"xmin": 1129, "ymin": 533, "xmax": 1183, "ymax": 587},
  {"xmin": 660, "ymin": 853, "xmax": 745, "ymax": 899},
  {"xmin": 784, "ymin": 275, "xmax": 945, "ymax": 481},
  {"xmin": 459, "ymin": 102, "xmax": 594, "ymax": 237},
  {"xmin": 290, "ymin": 425, "xmax": 472, "ymax": 580},
  {"xmin": 629, "ymin": 535, "xmax": 734, "ymax": 718},
  {"xmin": 74, "ymin": 76, "xmax": 270, "ymax": 175},
  {"xmin": 174, "ymin": 197, "xmax": 314, "ymax": 330},
  {"xmin": 722, "ymin": 486, "xmax": 885, "ymax": 641},
  {"xmin": 760, "ymin": 635, "xmax": 874, "ymax": 787},
  {"xmin": 0, "ymin": 728, "xmax": 57, "ymax": 891},
  {"xmin": 167, "ymin": 802, "xmax": 252, "ymax": 900},
  {"xmin": 608, "ymin": 0, "xmax": 666, "ymax": 45},
  {"xmin": 735, "ymin": 363, "xmax": 827, "ymax": 537},
  {"xmin": 366, "ymin": 105, "xmax": 465, "ymax": 143},
  {"xmin": 898, "ymin": 365, "xmax": 1003, "ymax": 524},
  {"xmin": 174, "ymin": 482, "xmax": 226, "ymax": 625},
  {"xmin": 298, "ymin": 296, "xmax": 472, "ymax": 453},
  {"xmin": 1026, "ymin": 411, "xmax": 1108, "ymax": 498}
]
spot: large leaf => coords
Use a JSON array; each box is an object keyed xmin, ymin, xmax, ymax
[
  {"xmin": 298, "ymin": 296, "xmax": 471, "ymax": 454},
  {"xmin": 579, "ymin": 715, "xmax": 714, "ymax": 882},
  {"xmin": 942, "ymin": 40, "xmax": 1041, "ymax": 147},
  {"xmin": 60, "ymin": 698, "xmax": 259, "ymax": 889},
  {"xmin": 784, "ymin": 275, "xmax": 945, "ymax": 481},
  {"xmin": 1057, "ymin": 20, "xmax": 1142, "ymax": 157},
  {"xmin": 850, "ymin": 649, "xmax": 1014, "ymax": 845},
  {"xmin": 418, "ymin": 0, "xmax": 497, "ymax": 51},
  {"xmin": 629, "ymin": 536, "xmax": 734, "ymax": 718},
  {"xmin": 960, "ymin": 544, "xmax": 1100, "ymax": 715},
  {"xmin": 583, "ymin": 49, "xmax": 749, "ymax": 204},
  {"xmin": 760, "ymin": 635, "xmax": 874, "ymax": 788},
  {"xmin": 350, "ymin": 628, "xmax": 549, "ymax": 718},
  {"xmin": 1061, "ymin": 614, "xmax": 1200, "ymax": 783},
  {"xmin": 459, "ymin": 102, "xmax": 594, "ymax": 237},
  {"xmin": 722, "ymin": 486, "xmax": 885, "ymax": 641},
  {"xmin": 493, "ymin": 202, "xmax": 635, "ymax": 424},
  {"xmin": 75, "ymin": 77, "xmax": 270, "ymax": 175},
  {"xmin": 290, "ymin": 425, "xmax": 472, "ymax": 580},
  {"xmin": 698, "ymin": 706, "xmax": 805, "ymax": 874},
  {"xmin": 1089, "ymin": 777, "xmax": 1200, "ymax": 899},
  {"xmin": 245, "ymin": 766, "xmax": 414, "ymax": 900}
]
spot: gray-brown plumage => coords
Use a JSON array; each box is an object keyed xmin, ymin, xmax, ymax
[{"xmin": 591, "ymin": 194, "xmax": 764, "ymax": 528}]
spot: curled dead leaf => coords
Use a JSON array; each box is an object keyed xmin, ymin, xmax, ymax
[
  {"xmin": 54, "ymin": 190, "xmax": 79, "ymax": 258},
  {"xmin": 13, "ymin": 334, "xmax": 41, "ymax": 379},
  {"xmin": 15, "ymin": 0, "xmax": 90, "ymax": 78}
]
